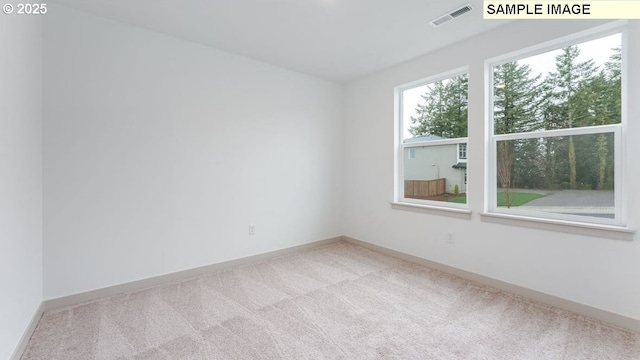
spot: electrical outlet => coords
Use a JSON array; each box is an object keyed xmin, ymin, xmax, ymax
[
  {"xmin": 446, "ymin": 232, "xmax": 455, "ymax": 244},
  {"xmin": 249, "ymin": 224, "xmax": 256, "ymax": 235}
]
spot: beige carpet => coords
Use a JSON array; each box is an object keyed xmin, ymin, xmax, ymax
[{"xmin": 22, "ymin": 241, "xmax": 640, "ymax": 359}]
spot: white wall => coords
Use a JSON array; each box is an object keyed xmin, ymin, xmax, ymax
[
  {"xmin": 38, "ymin": 1, "xmax": 640, "ymax": 330},
  {"xmin": 0, "ymin": 15, "xmax": 43, "ymax": 360},
  {"xmin": 343, "ymin": 20, "xmax": 640, "ymax": 320},
  {"xmin": 43, "ymin": 5, "xmax": 343, "ymax": 299}
]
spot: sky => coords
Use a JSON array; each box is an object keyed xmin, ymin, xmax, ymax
[
  {"xmin": 518, "ymin": 33, "xmax": 621, "ymax": 84},
  {"xmin": 402, "ymin": 33, "xmax": 622, "ymax": 140}
]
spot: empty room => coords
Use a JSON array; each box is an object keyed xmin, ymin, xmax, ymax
[{"xmin": 2, "ymin": 0, "xmax": 640, "ymax": 359}]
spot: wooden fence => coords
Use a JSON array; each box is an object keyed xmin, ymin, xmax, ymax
[{"xmin": 404, "ymin": 178, "xmax": 446, "ymax": 199}]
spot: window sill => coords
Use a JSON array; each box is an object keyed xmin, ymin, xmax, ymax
[
  {"xmin": 480, "ymin": 212, "xmax": 635, "ymax": 241},
  {"xmin": 390, "ymin": 201, "xmax": 472, "ymax": 219}
]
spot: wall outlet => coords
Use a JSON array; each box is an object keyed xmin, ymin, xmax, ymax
[
  {"xmin": 249, "ymin": 224, "xmax": 256, "ymax": 235},
  {"xmin": 446, "ymin": 232, "xmax": 455, "ymax": 244}
]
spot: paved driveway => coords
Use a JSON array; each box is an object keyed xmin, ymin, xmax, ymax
[
  {"xmin": 498, "ymin": 189, "xmax": 615, "ymax": 218},
  {"xmin": 514, "ymin": 189, "xmax": 615, "ymax": 218},
  {"xmin": 523, "ymin": 189, "xmax": 614, "ymax": 207}
]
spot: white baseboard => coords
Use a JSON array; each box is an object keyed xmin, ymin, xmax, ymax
[
  {"xmin": 343, "ymin": 236, "xmax": 640, "ymax": 334},
  {"xmin": 11, "ymin": 302, "xmax": 44, "ymax": 360},
  {"xmin": 43, "ymin": 236, "xmax": 342, "ymax": 311}
]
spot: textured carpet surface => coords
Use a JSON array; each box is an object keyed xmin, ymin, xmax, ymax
[{"xmin": 23, "ymin": 241, "xmax": 640, "ymax": 359}]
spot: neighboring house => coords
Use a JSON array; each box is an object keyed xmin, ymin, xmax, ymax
[{"xmin": 404, "ymin": 135, "xmax": 467, "ymax": 194}]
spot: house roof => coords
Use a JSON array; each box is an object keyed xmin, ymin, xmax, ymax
[{"xmin": 403, "ymin": 134, "xmax": 447, "ymax": 143}]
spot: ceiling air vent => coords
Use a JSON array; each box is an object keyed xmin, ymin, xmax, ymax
[{"xmin": 429, "ymin": 4, "xmax": 472, "ymax": 27}]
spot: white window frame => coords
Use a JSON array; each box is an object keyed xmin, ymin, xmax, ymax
[
  {"xmin": 394, "ymin": 67, "xmax": 470, "ymax": 211},
  {"xmin": 484, "ymin": 22, "xmax": 628, "ymax": 227}
]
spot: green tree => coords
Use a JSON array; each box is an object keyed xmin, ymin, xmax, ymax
[
  {"xmin": 493, "ymin": 62, "xmax": 542, "ymax": 200},
  {"xmin": 602, "ymin": 46, "xmax": 622, "ymax": 125},
  {"xmin": 579, "ymin": 47, "xmax": 621, "ymax": 189},
  {"xmin": 410, "ymin": 74, "xmax": 468, "ymax": 138},
  {"xmin": 547, "ymin": 45, "xmax": 598, "ymax": 189},
  {"xmin": 493, "ymin": 62, "xmax": 542, "ymax": 134}
]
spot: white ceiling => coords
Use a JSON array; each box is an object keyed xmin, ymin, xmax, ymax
[{"xmin": 51, "ymin": 0, "xmax": 509, "ymax": 83}]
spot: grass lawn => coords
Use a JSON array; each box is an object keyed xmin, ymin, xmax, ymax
[
  {"xmin": 497, "ymin": 192, "xmax": 545, "ymax": 206},
  {"xmin": 447, "ymin": 196, "xmax": 467, "ymax": 204},
  {"xmin": 448, "ymin": 192, "xmax": 545, "ymax": 206}
]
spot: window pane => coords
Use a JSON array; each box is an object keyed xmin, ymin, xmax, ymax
[
  {"xmin": 402, "ymin": 73, "xmax": 468, "ymax": 142},
  {"xmin": 404, "ymin": 145, "xmax": 467, "ymax": 204},
  {"xmin": 458, "ymin": 143, "xmax": 467, "ymax": 159},
  {"xmin": 493, "ymin": 33, "xmax": 621, "ymax": 135},
  {"xmin": 496, "ymin": 133, "xmax": 614, "ymax": 219}
]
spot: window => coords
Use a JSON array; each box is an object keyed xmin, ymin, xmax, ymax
[
  {"xmin": 458, "ymin": 143, "xmax": 467, "ymax": 160},
  {"xmin": 397, "ymin": 68, "xmax": 468, "ymax": 206},
  {"xmin": 487, "ymin": 30, "xmax": 625, "ymax": 226}
]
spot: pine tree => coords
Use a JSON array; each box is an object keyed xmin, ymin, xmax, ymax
[
  {"xmin": 493, "ymin": 62, "xmax": 542, "ymax": 134},
  {"xmin": 493, "ymin": 62, "xmax": 542, "ymax": 201},
  {"xmin": 548, "ymin": 45, "xmax": 597, "ymax": 189},
  {"xmin": 604, "ymin": 46, "xmax": 622, "ymax": 123},
  {"xmin": 443, "ymin": 74, "xmax": 469, "ymax": 138},
  {"xmin": 410, "ymin": 74, "xmax": 468, "ymax": 138},
  {"xmin": 588, "ymin": 47, "xmax": 621, "ymax": 189}
]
